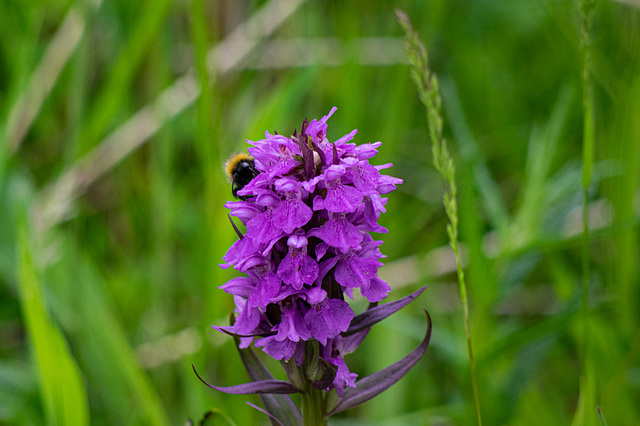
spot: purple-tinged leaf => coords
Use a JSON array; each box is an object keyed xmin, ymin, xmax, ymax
[
  {"xmin": 310, "ymin": 358, "xmax": 338, "ymax": 390},
  {"xmin": 193, "ymin": 364, "xmax": 300, "ymax": 395},
  {"xmin": 327, "ymin": 310, "xmax": 432, "ymax": 415},
  {"xmin": 246, "ymin": 402, "xmax": 285, "ymax": 426},
  {"xmin": 185, "ymin": 409, "xmax": 230, "ymax": 426},
  {"xmin": 332, "ymin": 142, "xmax": 339, "ymax": 165},
  {"xmin": 341, "ymin": 301, "xmax": 377, "ymax": 353},
  {"xmin": 341, "ymin": 327, "xmax": 371, "ymax": 355},
  {"xmin": 228, "ymin": 214, "xmax": 244, "ymax": 239},
  {"xmin": 343, "ymin": 285, "xmax": 428, "ymax": 337},
  {"xmin": 235, "ymin": 338, "xmax": 302, "ymax": 426},
  {"xmin": 211, "ymin": 325, "xmax": 275, "ymax": 339},
  {"xmin": 298, "ymin": 119, "xmax": 314, "ymax": 179},
  {"xmin": 310, "ymin": 139, "xmax": 326, "ymax": 169}
]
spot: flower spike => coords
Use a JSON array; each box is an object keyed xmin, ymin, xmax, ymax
[{"xmin": 198, "ymin": 108, "xmax": 429, "ymax": 423}]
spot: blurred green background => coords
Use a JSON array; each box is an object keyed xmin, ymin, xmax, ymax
[{"xmin": 1, "ymin": 0, "xmax": 639, "ymax": 424}]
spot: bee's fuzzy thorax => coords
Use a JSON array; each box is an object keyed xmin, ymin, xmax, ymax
[
  {"xmin": 225, "ymin": 152, "xmax": 259, "ymax": 200},
  {"xmin": 224, "ymin": 153, "xmax": 254, "ymax": 183}
]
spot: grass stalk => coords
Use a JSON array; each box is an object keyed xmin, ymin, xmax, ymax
[
  {"xmin": 396, "ymin": 9, "xmax": 482, "ymax": 425},
  {"xmin": 31, "ymin": 0, "xmax": 307, "ymax": 235},
  {"xmin": 5, "ymin": 2, "xmax": 99, "ymax": 152},
  {"xmin": 577, "ymin": 0, "xmax": 596, "ymax": 424}
]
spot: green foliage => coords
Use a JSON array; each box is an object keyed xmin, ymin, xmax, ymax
[{"xmin": 1, "ymin": 0, "xmax": 640, "ymax": 425}]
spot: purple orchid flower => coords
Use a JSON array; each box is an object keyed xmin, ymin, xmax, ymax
[{"xmin": 195, "ymin": 108, "xmax": 430, "ymax": 425}]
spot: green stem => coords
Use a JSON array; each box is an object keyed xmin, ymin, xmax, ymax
[
  {"xmin": 448, "ymin": 184, "xmax": 482, "ymax": 426},
  {"xmin": 581, "ymin": 190, "xmax": 590, "ymax": 348},
  {"xmin": 302, "ymin": 386, "xmax": 326, "ymax": 426},
  {"xmin": 284, "ymin": 343, "xmax": 327, "ymax": 426},
  {"xmin": 577, "ymin": 0, "xmax": 596, "ymax": 424},
  {"xmin": 452, "ymin": 234, "xmax": 482, "ymax": 426},
  {"xmin": 396, "ymin": 10, "xmax": 483, "ymax": 425}
]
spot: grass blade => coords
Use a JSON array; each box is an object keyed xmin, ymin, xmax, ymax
[
  {"xmin": 5, "ymin": 1, "xmax": 102, "ymax": 152},
  {"xmin": 17, "ymin": 224, "xmax": 89, "ymax": 426},
  {"xmin": 574, "ymin": 0, "xmax": 597, "ymax": 424},
  {"xmin": 32, "ymin": 0, "xmax": 307, "ymax": 235}
]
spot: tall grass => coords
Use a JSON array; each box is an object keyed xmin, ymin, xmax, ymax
[
  {"xmin": 2, "ymin": 0, "xmax": 640, "ymax": 425},
  {"xmin": 576, "ymin": 0, "xmax": 596, "ymax": 424},
  {"xmin": 396, "ymin": 9, "xmax": 482, "ymax": 425}
]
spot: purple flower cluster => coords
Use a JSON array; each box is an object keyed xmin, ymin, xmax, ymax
[{"xmin": 215, "ymin": 107, "xmax": 402, "ymax": 395}]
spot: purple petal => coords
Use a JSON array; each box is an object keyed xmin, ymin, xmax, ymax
[
  {"xmin": 376, "ymin": 174, "xmax": 403, "ymax": 194},
  {"xmin": 246, "ymin": 208, "xmax": 285, "ymax": 245},
  {"xmin": 361, "ymin": 276, "xmax": 391, "ymax": 303},
  {"xmin": 274, "ymin": 304, "xmax": 311, "ymax": 342},
  {"xmin": 226, "ymin": 201, "xmax": 262, "ymax": 224},
  {"xmin": 305, "ymin": 299, "xmax": 354, "ymax": 345},
  {"xmin": 287, "ymin": 232, "xmax": 308, "ymax": 249},
  {"xmin": 277, "ymin": 248, "xmax": 319, "ymax": 290},
  {"xmin": 251, "ymin": 189, "xmax": 281, "ymax": 207},
  {"xmin": 232, "ymin": 295, "xmax": 262, "ymax": 335},
  {"xmin": 248, "ymin": 271, "xmax": 281, "ymax": 309},
  {"xmin": 221, "ymin": 236, "xmax": 260, "ymax": 269},
  {"xmin": 316, "ymin": 256, "xmax": 339, "ymax": 288},
  {"xmin": 266, "ymin": 158, "xmax": 300, "ymax": 178},
  {"xmin": 274, "ymin": 178, "xmax": 300, "ymax": 193},
  {"xmin": 363, "ymin": 194, "xmax": 387, "ymax": 225},
  {"xmin": 312, "ymin": 195, "xmax": 325, "ymax": 211},
  {"xmin": 273, "ymin": 197, "xmax": 313, "ymax": 234},
  {"xmin": 307, "ymin": 213, "xmax": 363, "ymax": 252},
  {"xmin": 315, "ymin": 242, "xmax": 329, "ymax": 260},
  {"xmin": 354, "ymin": 141, "xmax": 382, "ymax": 160},
  {"xmin": 302, "ymin": 176, "xmax": 323, "ymax": 194},
  {"xmin": 324, "ymin": 164, "xmax": 346, "ymax": 181},
  {"xmin": 333, "ymin": 129, "xmax": 358, "ymax": 149},
  {"xmin": 305, "ymin": 287, "xmax": 327, "ymax": 305},
  {"xmin": 219, "ymin": 276, "xmax": 254, "ymax": 298},
  {"xmin": 334, "ymin": 252, "xmax": 380, "ymax": 289},
  {"xmin": 329, "ymin": 356, "xmax": 357, "ymax": 397},
  {"xmin": 256, "ymin": 335, "xmax": 301, "ymax": 361},
  {"xmin": 305, "ymin": 106, "xmax": 337, "ymax": 145},
  {"xmin": 351, "ymin": 162, "xmax": 381, "ymax": 194},
  {"xmin": 324, "ymin": 181, "xmax": 363, "ymax": 213}
]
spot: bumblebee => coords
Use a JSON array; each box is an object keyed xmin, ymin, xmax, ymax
[{"xmin": 225, "ymin": 153, "xmax": 259, "ymax": 200}]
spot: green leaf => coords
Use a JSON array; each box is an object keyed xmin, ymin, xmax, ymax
[{"xmin": 17, "ymin": 224, "xmax": 89, "ymax": 426}]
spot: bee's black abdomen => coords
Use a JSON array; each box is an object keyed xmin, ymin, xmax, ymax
[
  {"xmin": 231, "ymin": 159, "xmax": 259, "ymax": 199},
  {"xmin": 226, "ymin": 154, "xmax": 259, "ymax": 200}
]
